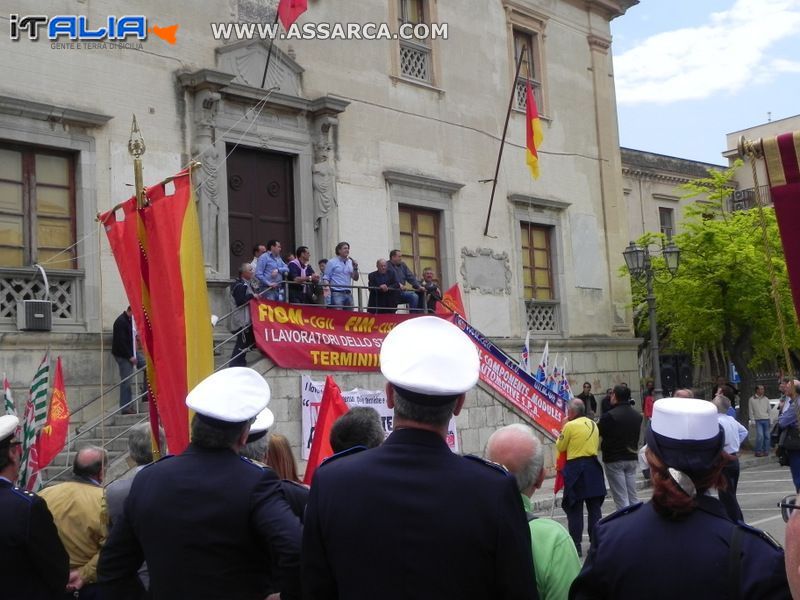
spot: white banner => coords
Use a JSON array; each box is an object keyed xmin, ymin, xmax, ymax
[{"xmin": 300, "ymin": 376, "xmax": 458, "ymax": 459}]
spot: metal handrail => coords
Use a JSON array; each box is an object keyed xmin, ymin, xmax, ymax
[
  {"xmin": 258, "ymin": 278, "xmax": 441, "ymax": 314},
  {"xmin": 45, "ymin": 279, "xmax": 444, "ymax": 484}
]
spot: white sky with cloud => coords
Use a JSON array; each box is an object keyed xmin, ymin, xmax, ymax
[
  {"xmin": 615, "ymin": 0, "xmax": 800, "ymax": 105},
  {"xmin": 611, "ymin": 0, "xmax": 800, "ymax": 163}
]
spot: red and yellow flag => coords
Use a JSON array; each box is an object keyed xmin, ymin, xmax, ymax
[
  {"xmin": 34, "ymin": 356, "xmax": 69, "ymax": 471},
  {"xmin": 763, "ymin": 130, "xmax": 800, "ymax": 322},
  {"xmin": 100, "ymin": 169, "xmax": 213, "ymax": 454},
  {"xmin": 303, "ymin": 375, "xmax": 349, "ymax": 485},
  {"xmin": 525, "ymin": 81, "xmax": 543, "ymax": 179},
  {"xmin": 435, "ymin": 283, "xmax": 467, "ymax": 318}
]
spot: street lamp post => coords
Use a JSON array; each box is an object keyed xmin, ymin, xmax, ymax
[{"xmin": 622, "ymin": 241, "xmax": 681, "ymax": 400}]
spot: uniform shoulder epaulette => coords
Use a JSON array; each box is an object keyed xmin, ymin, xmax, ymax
[
  {"xmin": 240, "ymin": 456, "xmax": 267, "ymax": 469},
  {"xmin": 143, "ymin": 453, "xmax": 175, "ymax": 469},
  {"xmin": 319, "ymin": 445, "xmax": 366, "ymax": 468},
  {"xmin": 10, "ymin": 485, "xmax": 37, "ymax": 503},
  {"xmin": 463, "ymin": 454, "xmax": 510, "ymax": 476},
  {"xmin": 281, "ymin": 479, "xmax": 308, "ymax": 489},
  {"xmin": 597, "ymin": 501, "xmax": 643, "ymax": 524},
  {"xmin": 737, "ymin": 522, "xmax": 783, "ymax": 550}
]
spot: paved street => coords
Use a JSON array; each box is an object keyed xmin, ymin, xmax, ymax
[{"xmin": 532, "ymin": 457, "xmax": 796, "ymax": 549}]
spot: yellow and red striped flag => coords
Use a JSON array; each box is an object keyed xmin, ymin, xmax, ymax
[
  {"xmin": 525, "ymin": 81, "xmax": 543, "ymax": 179},
  {"xmin": 32, "ymin": 356, "xmax": 70, "ymax": 473},
  {"xmin": 763, "ymin": 131, "xmax": 800, "ymax": 322},
  {"xmin": 100, "ymin": 168, "xmax": 213, "ymax": 454}
]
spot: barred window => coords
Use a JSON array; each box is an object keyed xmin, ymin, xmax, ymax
[
  {"xmin": 398, "ymin": 0, "xmax": 432, "ymax": 83},
  {"xmin": 0, "ymin": 144, "xmax": 76, "ymax": 268},
  {"xmin": 513, "ymin": 28, "xmax": 544, "ymax": 112}
]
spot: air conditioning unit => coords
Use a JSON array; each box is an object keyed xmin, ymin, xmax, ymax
[
  {"xmin": 17, "ymin": 300, "xmax": 53, "ymax": 331},
  {"xmin": 732, "ymin": 189, "xmax": 749, "ymax": 201}
]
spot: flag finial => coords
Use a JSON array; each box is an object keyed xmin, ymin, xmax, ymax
[{"xmin": 128, "ymin": 114, "xmax": 148, "ymax": 209}]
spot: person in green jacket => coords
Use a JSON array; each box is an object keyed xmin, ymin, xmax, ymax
[{"xmin": 487, "ymin": 423, "xmax": 582, "ymax": 600}]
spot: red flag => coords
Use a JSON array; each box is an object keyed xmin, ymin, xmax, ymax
[
  {"xmin": 525, "ymin": 81, "xmax": 543, "ymax": 179},
  {"xmin": 33, "ymin": 357, "xmax": 70, "ymax": 470},
  {"xmin": 434, "ymin": 284, "xmax": 467, "ymax": 318},
  {"xmin": 763, "ymin": 130, "xmax": 800, "ymax": 322},
  {"xmin": 303, "ymin": 375, "xmax": 349, "ymax": 484},
  {"xmin": 99, "ymin": 169, "xmax": 214, "ymax": 454},
  {"xmin": 278, "ymin": 0, "xmax": 308, "ymax": 29},
  {"xmin": 553, "ymin": 451, "xmax": 567, "ymax": 494}
]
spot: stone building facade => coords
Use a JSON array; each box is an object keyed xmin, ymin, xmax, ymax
[
  {"xmin": 0, "ymin": 0, "xmax": 639, "ymax": 470},
  {"xmin": 621, "ymin": 147, "xmax": 725, "ymax": 243}
]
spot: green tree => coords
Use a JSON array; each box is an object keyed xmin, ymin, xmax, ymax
[{"xmin": 630, "ymin": 163, "xmax": 800, "ymax": 423}]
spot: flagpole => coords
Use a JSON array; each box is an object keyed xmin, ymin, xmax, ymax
[
  {"xmin": 483, "ymin": 45, "xmax": 527, "ymax": 237},
  {"xmin": 260, "ymin": 9, "xmax": 281, "ymax": 89}
]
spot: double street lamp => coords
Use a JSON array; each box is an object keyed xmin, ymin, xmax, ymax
[{"xmin": 622, "ymin": 241, "xmax": 681, "ymax": 400}]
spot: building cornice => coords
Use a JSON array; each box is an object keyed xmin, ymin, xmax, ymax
[
  {"xmin": 383, "ymin": 170, "xmax": 464, "ymax": 194},
  {"xmin": 621, "ymin": 167, "xmax": 696, "ymax": 185},
  {"xmin": 177, "ymin": 69, "xmax": 349, "ymax": 116},
  {"xmin": 584, "ymin": 0, "xmax": 640, "ymax": 19},
  {"xmin": 509, "ymin": 193, "xmax": 571, "ymax": 211},
  {"xmin": 0, "ymin": 95, "xmax": 112, "ymax": 128}
]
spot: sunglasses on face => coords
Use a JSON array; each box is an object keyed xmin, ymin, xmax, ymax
[{"xmin": 778, "ymin": 495, "xmax": 800, "ymax": 522}]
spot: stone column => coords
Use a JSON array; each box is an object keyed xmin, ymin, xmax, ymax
[{"xmin": 588, "ymin": 33, "xmax": 633, "ymax": 334}]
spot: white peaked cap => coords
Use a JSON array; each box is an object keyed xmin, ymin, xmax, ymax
[
  {"xmin": 651, "ymin": 398, "xmax": 719, "ymax": 441},
  {"xmin": 186, "ymin": 367, "xmax": 270, "ymax": 423},
  {"xmin": 0, "ymin": 414, "xmax": 18, "ymax": 442},
  {"xmin": 380, "ymin": 316, "xmax": 479, "ymax": 397},
  {"xmin": 250, "ymin": 405, "xmax": 275, "ymax": 435}
]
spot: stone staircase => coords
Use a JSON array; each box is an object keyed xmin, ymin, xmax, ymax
[
  {"xmin": 41, "ymin": 331, "xmax": 244, "ymax": 487},
  {"xmin": 41, "ymin": 409, "xmax": 149, "ymax": 485}
]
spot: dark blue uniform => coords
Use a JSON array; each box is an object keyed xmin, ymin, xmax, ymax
[
  {"xmin": 0, "ymin": 477, "xmax": 69, "ymax": 599},
  {"xmin": 302, "ymin": 428, "xmax": 539, "ymax": 600},
  {"xmin": 280, "ymin": 479, "xmax": 310, "ymax": 523},
  {"xmin": 97, "ymin": 444, "xmax": 302, "ymax": 600},
  {"xmin": 569, "ymin": 496, "xmax": 790, "ymax": 599}
]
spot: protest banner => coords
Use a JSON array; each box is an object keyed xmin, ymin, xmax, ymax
[
  {"xmin": 449, "ymin": 313, "xmax": 566, "ymax": 439},
  {"xmin": 300, "ymin": 376, "xmax": 458, "ymax": 459},
  {"xmin": 251, "ymin": 300, "xmax": 414, "ymax": 371}
]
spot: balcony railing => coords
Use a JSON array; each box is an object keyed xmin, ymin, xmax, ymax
[
  {"xmin": 0, "ymin": 267, "xmax": 83, "ymax": 326},
  {"xmin": 728, "ymin": 185, "xmax": 772, "ymax": 212}
]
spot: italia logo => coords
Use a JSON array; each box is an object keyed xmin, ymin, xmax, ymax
[{"xmin": 9, "ymin": 14, "xmax": 179, "ymax": 44}]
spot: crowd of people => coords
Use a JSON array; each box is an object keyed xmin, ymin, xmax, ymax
[
  {"xmin": 240, "ymin": 240, "xmax": 443, "ymax": 314},
  {"xmin": 5, "ymin": 317, "xmax": 800, "ymax": 598}
]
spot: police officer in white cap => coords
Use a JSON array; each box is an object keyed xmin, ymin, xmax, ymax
[
  {"xmin": 570, "ymin": 397, "xmax": 790, "ymax": 599},
  {"xmin": 0, "ymin": 414, "xmax": 70, "ymax": 599},
  {"xmin": 303, "ymin": 316, "xmax": 539, "ymax": 600},
  {"xmin": 98, "ymin": 368, "xmax": 302, "ymax": 600}
]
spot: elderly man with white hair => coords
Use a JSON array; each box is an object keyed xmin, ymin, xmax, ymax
[{"xmin": 487, "ymin": 424, "xmax": 580, "ymax": 600}]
